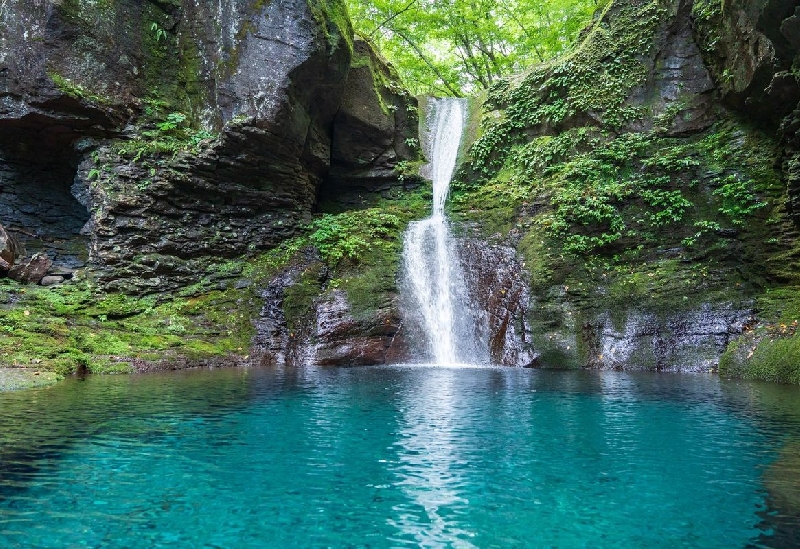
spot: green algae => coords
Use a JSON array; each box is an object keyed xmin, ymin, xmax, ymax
[{"xmin": 0, "ymin": 368, "xmax": 60, "ymax": 391}]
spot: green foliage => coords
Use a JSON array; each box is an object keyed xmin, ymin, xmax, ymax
[
  {"xmin": 309, "ymin": 211, "xmax": 403, "ymax": 266},
  {"xmin": 713, "ymin": 174, "xmax": 766, "ymax": 224},
  {"xmin": 457, "ymin": 115, "xmax": 777, "ymax": 258},
  {"xmin": 48, "ymin": 72, "xmax": 113, "ymax": 105},
  {"xmin": 345, "ymin": 0, "xmax": 604, "ymax": 96},
  {"xmin": 467, "ymin": 0, "xmax": 660, "ymax": 179},
  {"xmin": 115, "ymin": 108, "xmax": 217, "ymax": 161},
  {"xmin": 150, "ymin": 22, "xmax": 168, "ymax": 42},
  {"xmin": 291, "ymin": 187, "xmax": 431, "ymax": 320}
]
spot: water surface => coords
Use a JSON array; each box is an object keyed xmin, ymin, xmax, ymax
[{"xmin": 2, "ymin": 366, "xmax": 800, "ymax": 548}]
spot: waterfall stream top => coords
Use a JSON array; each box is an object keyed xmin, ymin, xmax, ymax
[{"xmin": 426, "ymin": 99, "xmax": 466, "ymax": 217}]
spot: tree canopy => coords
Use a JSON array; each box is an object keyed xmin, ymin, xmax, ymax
[{"xmin": 345, "ymin": 0, "xmax": 607, "ymax": 96}]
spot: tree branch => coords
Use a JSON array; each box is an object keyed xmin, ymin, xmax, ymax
[
  {"xmin": 395, "ymin": 29, "xmax": 463, "ymax": 97},
  {"xmin": 369, "ymin": 0, "xmax": 419, "ymax": 37}
]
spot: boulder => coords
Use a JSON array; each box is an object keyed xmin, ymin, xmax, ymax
[
  {"xmin": 40, "ymin": 275, "xmax": 65, "ymax": 286},
  {"xmin": 8, "ymin": 252, "xmax": 52, "ymax": 284}
]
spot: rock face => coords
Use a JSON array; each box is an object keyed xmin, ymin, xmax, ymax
[
  {"xmin": 458, "ymin": 237, "xmax": 536, "ymax": 366},
  {"xmin": 0, "ymin": 0, "xmax": 419, "ymax": 293},
  {"xmin": 308, "ymin": 290, "xmax": 407, "ymax": 366},
  {"xmin": 692, "ymin": 0, "xmax": 800, "ymax": 221},
  {"xmin": 582, "ymin": 305, "xmax": 754, "ymax": 372},
  {"xmin": 450, "ymin": 0, "xmax": 800, "ymax": 374},
  {"xmin": 323, "ymin": 37, "xmax": 422, "ymax": 207},
  {"xmin": 253, "ymin": 253, "xmax": 409, "ymax": 367}
]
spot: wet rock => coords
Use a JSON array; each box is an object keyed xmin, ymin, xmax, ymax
[
  {"xmin": 458, "ymin": 238, "xmax": 537, "ymax": 366},
  {"xmin": 8, "ymin": 253, "xmax": 53, "ymax": 284},
  {"xmin": 40, "ymin": 275, "xmax": 65, "ymax": 286},
  {"xmin": 0, "ymin": 223, "xmax": 18, "ymax": 271},
  {"xmin": 582, "ymin": 304, "xmax": 755, "ymax": 373},
  {"xmin": 310, "ymin": 290, "xmax": 407, "ymax": 366},
  {"xmin": 0, "ymin": 0, "xmax": 420, "ymax": 294},
  {"xmin": 254, "ymin": 255, "xmax": 409, "ymax": 367}
]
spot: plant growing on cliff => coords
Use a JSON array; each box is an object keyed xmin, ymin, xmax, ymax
[
  {"xmin": 713, "ymin": 174, "xmax": 766, "ymax": 224},
  {"xmin": 116, "ymin": 111, "xmax": 217, "ymax": 161},
  {"xmin": 48, "ymin": 72, "xmax": 113, "ymax": 106},
  {"xmin": 309, "ymin": 211, "xmax": 403, "ymax": 266}
]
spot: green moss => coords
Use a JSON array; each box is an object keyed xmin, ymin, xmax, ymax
[
  {"xmin": 316, "ymin": 187, "xmax": 429, "ymax": 315},
  {"xmin": 113, "ymin": 109, "xmax": 217, "ymax": 162},
  {"xmin": 0, "ymin": 270, "xmax": 260, "ymax": 376},
  {"xmin": 48, "ymin": 72, "xmax": 114, "ymax": 106},
  {"xmin": 465, "ymin": 0, "xmax": 661, "ymax": 180},
  {"xmin": 720, "ymin": 331, "xmax": 800, "ymax": 385},
  {"xmin": 309, "ymin": 0, "xmax": 354, "ymax": 53}
]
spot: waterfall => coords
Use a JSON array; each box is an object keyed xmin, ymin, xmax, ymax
[{"xmin": 400, "ymin": 98, "xmax": 488, "ymax": 365}]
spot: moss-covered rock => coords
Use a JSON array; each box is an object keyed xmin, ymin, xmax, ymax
[
  {"xmin": 254, "ymin": 188, "xmax": 431, "ymax": 366},
  {"xmin": 0, "ymin": 0, "xmax": 430, "ymax": 380},
  {"xmin": 449, "ymin": 0, "xmax": 800, "ymax": 379}
]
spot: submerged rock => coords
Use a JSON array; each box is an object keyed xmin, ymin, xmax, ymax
[{"xmin": 0, "ymin": 368, "xmax": 60, "ymax": 391}]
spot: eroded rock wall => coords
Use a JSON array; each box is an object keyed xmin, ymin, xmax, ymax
[
  {"xmin": 253, "ymin": 250, "xmax": 410, "ymax": 367},
  {"xmin": 0, "ymin": 0, "xmax": 419, "ymax": 293}
]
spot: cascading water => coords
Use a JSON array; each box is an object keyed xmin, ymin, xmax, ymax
[{"xmin": 401, "ymin": 98, "xmax": 488, "ymax": 365}]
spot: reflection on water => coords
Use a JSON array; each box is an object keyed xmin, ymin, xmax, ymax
[
  {"xmin": 1, "ymin": 366, "xmax": 799, "ymax": 548},
  {"xmin": 390, "ymin": 367, "xmax": 478, "ymax": 547}
]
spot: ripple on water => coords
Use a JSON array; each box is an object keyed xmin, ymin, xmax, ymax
[{"xmin": 0, "ymin": 367, "xmax": 799, "ymax": 548}]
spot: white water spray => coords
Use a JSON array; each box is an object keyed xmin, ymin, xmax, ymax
[{"xmin": 401, "ymin": 98, "xmax": 487, "ymax": 365}]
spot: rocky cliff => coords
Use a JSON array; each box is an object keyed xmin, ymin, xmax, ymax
[
  {"xmin": 4, "ymin": 0, "xmax": 800, "ymax": 380},
  {"xmin": 0, "ymin": 0, "xmax": 419, "ymax": 291},
  {"xmin": 452, "ymin": 0, "xmax": 800, "ymax": 380},
  {"xmin": 0, "ymin": 0, "xmax": 422, "ymax": 372}
]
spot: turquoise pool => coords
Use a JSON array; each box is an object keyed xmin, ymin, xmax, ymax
[{"xmin": 1, "ymin": 366, "xmax": 799, "ymax": 548}]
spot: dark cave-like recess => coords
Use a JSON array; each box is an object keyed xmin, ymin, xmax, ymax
[{"xmin": 0, "ymin": 118, "xmax": 90, "ymax": 271}]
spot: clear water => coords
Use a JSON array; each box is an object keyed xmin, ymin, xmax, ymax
[
  {"xmin": 2, "ymin": 366, "xmax": 800, "ymax": 548},
  {"xmin": 401, "ymin": 98, "xmax": 487, "ymax": 365}
]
